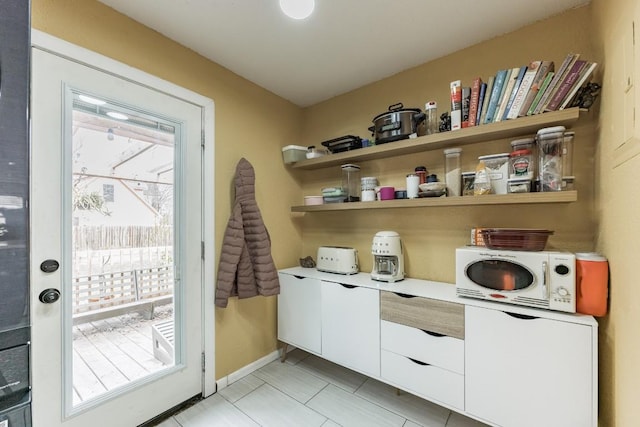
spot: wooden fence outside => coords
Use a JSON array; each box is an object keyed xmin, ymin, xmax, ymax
[
  {"xmin": 72, "ymin": 265, "xmax": 173, "ymax": 314},
  {"xmin": 73, "ymin": 225, "xmax": 172, "ymax": 251}
]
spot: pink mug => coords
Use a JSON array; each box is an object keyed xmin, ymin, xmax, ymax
[{"xmin": 378, "ymin": 186, "xmax": 395, "ymax": 200}]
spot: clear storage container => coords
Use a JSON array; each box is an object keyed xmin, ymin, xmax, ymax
[
  {"xmin": 444, "ymin": 147, "xmax": 462, "ymax": 196},
  {"xmin": 341, "ymin": 164, "xmax": 361, "ymax": 202},
  {"xmin": 478, "ymin": 153, "xmax": 510, "ymax": 194},
  {"xmin": 536, "ymin": 126, "xmax": 564, "ymax": 191}
]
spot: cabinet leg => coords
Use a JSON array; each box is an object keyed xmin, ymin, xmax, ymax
[{"xmin": 280, "ymin": 342, "xmax": 289, "ymax": 363}]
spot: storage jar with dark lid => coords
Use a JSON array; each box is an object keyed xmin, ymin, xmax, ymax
[{"xmin": 341, "ymin": 164, "xmax": 361, "ymax": 202}]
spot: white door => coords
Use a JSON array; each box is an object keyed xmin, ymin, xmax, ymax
[{"xmin": 30, "ymin": 33, "xmax": 215, "ymax": 427}]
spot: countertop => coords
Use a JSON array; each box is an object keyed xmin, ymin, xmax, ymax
[{"xmin": 279, "ymin": 266, "xmax": 598, "ymax": 327}]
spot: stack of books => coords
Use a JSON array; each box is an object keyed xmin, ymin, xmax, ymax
[{"xmin": 451, "ymin": 53, "xmax": 597, "ymax": 129}]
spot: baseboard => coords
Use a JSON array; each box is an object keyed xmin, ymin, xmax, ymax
[{"xmin": 216, "ymin": 348, "xmax": 284, "ymax": 391}]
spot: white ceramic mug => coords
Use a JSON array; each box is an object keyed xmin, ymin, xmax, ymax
[{"xmin": 361, "ymin": 189, "xmax": 376, "ymax": 202}]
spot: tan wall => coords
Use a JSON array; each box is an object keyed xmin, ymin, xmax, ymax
[
  {"xmin": 31, "ymin": 0, "xmax": 304, "ymax": 378},
  {"xmin": 299, "ymin": 6, "xmax": 598, "ymax": 283},
  {"xmin": 592, "ymin": 0, "xmax": 640, "ymax": 425}
]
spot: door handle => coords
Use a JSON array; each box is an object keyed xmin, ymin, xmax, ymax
[{"xmin": 39, "ymin": 288, "xmax": 61, "ymax": 304}]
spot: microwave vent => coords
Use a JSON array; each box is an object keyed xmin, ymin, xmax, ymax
[{"xmin": 513, "ymin": 296, "xmax": 549, "ymax": 308}]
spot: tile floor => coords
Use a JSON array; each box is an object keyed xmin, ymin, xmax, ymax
[{"xmin": 155, "ymin": 349, "xmax": 489, "ymax": 427}]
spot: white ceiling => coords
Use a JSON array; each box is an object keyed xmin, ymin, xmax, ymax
[{"xmin": 98, "ymin": 0, "xmax": 589, "ymax": 107}]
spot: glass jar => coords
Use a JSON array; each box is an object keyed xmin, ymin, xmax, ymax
[
  {"xmin": 425, "ymin": 101, "xmax": 438, "ymax": 135},
  {"xmin": 341, "ymin": 164, "xmax": 361, "ymax": 202},
  {"xmin": 462, "ymin": 171, "xmax": 475, "ymax": 196},
  {"xmin": 414, "ymin": 166, "xmax": 428, "ymax": 184},
  {"xmin": 562, "ymin": 131, "xmax": 575, "ymax": 177},
  {"xmin": 536, "ymin": 126, "xmax": 564, "ymax": 192},
  {"xmin": 444, "ymin": 147, "xmax": 462, "ymax": 196}
]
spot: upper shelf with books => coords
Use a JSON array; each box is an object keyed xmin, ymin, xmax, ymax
[{"xmin": 290, "ymin": 107, "xmax": 581, "ymax": 170}]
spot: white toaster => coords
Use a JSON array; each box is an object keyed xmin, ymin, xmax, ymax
[{"xmin": 316, "ymin": 246, "xmax": 359, "ymax": 275}]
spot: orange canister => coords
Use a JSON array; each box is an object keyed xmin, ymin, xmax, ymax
[{"xmin": 576, "ymin": 253, "xmax": 609, "ymax": 317}]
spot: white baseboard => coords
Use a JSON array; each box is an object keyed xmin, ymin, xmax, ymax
[{"xmin": 215, "ymin": 348, "xmax": 282, "ymax": 392}]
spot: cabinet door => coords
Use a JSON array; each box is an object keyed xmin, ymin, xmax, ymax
[
  {"xmin": 321, "ymin": 281, "xmax": 380, "ymax": 377},
  {"xmin": 465, "ymin": 306, "xmax": 594, "ymax": 427},
  {"xmin": 277, "ymin": 273, "xmax": 322, "ymax": 354}
]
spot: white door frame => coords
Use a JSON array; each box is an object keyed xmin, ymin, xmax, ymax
[{"xmin": 30, "ymin": 29, "xmax": 216, "ymax": 398}]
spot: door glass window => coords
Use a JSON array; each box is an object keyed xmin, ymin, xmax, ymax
[
  {"xmin": 68, "ymin": 90, "xmax": 179, "ymax": 407},
  {"xmin": 465, "ymin": 260, "xmax": 534, "ymax": 291}
]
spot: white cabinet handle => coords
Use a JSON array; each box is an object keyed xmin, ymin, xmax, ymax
[{"xmin": 504, "ymin": 311, "xmax": 538, "ymax": 320}]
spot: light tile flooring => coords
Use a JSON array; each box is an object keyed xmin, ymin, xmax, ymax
[{"xmin": 156, "ymin": 349, "xmax": 489, "ymax": 427}]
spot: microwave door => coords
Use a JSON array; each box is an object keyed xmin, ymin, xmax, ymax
[{"xmin": 466, "ymin": 259, "xmax": 535, "ymax": 291}]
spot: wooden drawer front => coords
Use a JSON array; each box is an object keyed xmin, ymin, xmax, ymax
[
  {"xmin": 380, "ymin": 291, "xmax": 465, "ymax": 340},
  {"xmin": 381, "ymin": 349, "xmax": 464, "ymax": 410},
  {"xmin": 381, "ymin": 320, "xmax": 464, "ymax": 374}
]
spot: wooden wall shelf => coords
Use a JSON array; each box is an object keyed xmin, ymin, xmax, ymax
[
  {"xmin": 291, "ymin": 191, "xmax": 577, "ymax": 212},
  {"xmin": 289, "ymin": 108, "xmax": 580, "ymax": 170}
]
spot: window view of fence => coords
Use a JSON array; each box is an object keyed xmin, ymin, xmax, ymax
[{"xmin": 72, "ymin": 225, "xmax": 174, "ymax": 318}]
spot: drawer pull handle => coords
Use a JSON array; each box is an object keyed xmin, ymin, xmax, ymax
[
  {"xmin": 422, "ymin": 330, "xmax": 446, "ymax": 338},
  {"xmin": 293, "ymin": 275, "xmax": 305, "ymax": 279},
  {"xmin": 394, "ymin": 292, "xmax": 416, "ymax": 299},
  {"xmin": 340, "ymin": 284, "xmax": 357, "ymax": 289},
  {"xmin": 505, "ymin": 311, "xmax": 539, "ymax": 320},
  {"xmin": 407, "ymin": 357, "xmax": 430, "ymax": 366}
]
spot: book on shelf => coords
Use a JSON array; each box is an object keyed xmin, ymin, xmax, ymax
[
  {"xmin": 505, "ymin": 60, "xmax": 541, "ymax": 120},
  {"xmin": 501, "ymin": 66, "xmax": 528, "ymax": 121},
  {"xmin": 450, "ymin": 80, "xmax": 462, "ymax": 130},
  {"xmin": 534, "ymin": 53, "xmax": 580, "ymax": 114},
  {"xmin": 545, "ymin": 60, "xmax": 588, "ymax": 111},
  {"xmin": 461, "ymin": 86, "xmax": 472, "ymax": 128},
  {"xmin": 518, "ymin": 60, "xmax": 554, "ymax": 117},
  {"xmin": 559, "ymin": 62, "xmax": 598, "ymax": 109},
  {"xmin": 475, "ymin": 81, "xmax": 488, "ymax": 125},
  {"xmin": 526, "ymin": 71, "xmax": 555, "ymax": 115},
  {"xmin": 479, "ymin": 76, "xmax": 494, "ymax": 125},
  {"xmin": 483, "ymin": 69, "xmax": 509, "ymax": 124},
  {"xmin": 468, "ymin": 77, "xmax": 483, "ymax": 127},
  {"xmin": 495, "ymin": 67, "xmax": 521, "ymax": 122}
]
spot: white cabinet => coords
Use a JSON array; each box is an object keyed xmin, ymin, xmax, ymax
[
  {"xmin": 465, "ymin": 305, "xmax": 595, "ymax": 427},
  {"xmin": 277, "ymin": 273, "xmax": 322, "ymax": 354},
  {"xmin": 321, "ymin": 280, "xmax": 380, "ymax": 377}
]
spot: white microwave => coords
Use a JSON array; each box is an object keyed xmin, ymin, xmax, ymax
[{"xmin": 456, "ymin": 246, "xmax": 576, "ymax": 313}]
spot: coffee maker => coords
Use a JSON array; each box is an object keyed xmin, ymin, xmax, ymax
[{"xmin": 371, "ymin": 231, "xmax": 405, "ymax": 282}]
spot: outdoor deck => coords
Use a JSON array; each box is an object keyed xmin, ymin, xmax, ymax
[{"xmin": 72, "ymin": 306, "xmax": 173, "ymax": 405}]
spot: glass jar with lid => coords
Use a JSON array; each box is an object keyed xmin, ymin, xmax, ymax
[
  {"xmin": 536, "ymin": 126, "xmax": 564, "ymax": 192},
  {"xmin": 341, "ymin": 164, "xmax": 361, "ymax": 202}
]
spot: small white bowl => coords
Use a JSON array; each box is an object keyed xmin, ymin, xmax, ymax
[
  {"xmin": 419, "ymin": 182, "xmax": 446, "ymax": 192},
  {"xmin": 304, "ymin": 196, "xmax": 323, "ymax": 205}
]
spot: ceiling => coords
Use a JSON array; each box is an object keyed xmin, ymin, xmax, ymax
[{"xmin": 98, "ymin": 0, "xmax": 589, "ymax": 107}]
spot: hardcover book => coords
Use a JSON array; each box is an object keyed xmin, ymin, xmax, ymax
[
  {"xmin": 450, "ymin": 80, "xmax": 462, "ymax": 130},
  {"xmin": 476, "ymin": 82, "xmax": 488, "ymax": 125},
  {"xmin": 484, "ymin": 70, "xmax": 508, "ymax": 124},
  {"xmin": 495, "ymin": 67, "xmax": 520, "ymax": 122},
  {"xmin": 559, "ymin": 62, "xmax": 598, "ymax": 109},
  {"xmin": 518, "ymin": 60, "xmax": 554, "ymax": 117},
  {"xmin": 534, "ymin": 53, "xmax": 580, "ymax": 114},
  {"xmin": 501, "ymin": 66, "xmax": 528, "ymax": 121},
  {"xmin": 527, "ymin": 71, "xmax": 555, "ymax": 115},
  {"xmin": 479, "ymin": 76, "xmax": 495, "ymax": 125},
  {"xmin": 545, "ymin": 60, "xmax": 587, "ymax": 111},
  {"xmin": 461, "ymin": 86, "xmax": 471, "ymax": 128},
  {"xmin": 506, "ymin": 60, "xmax": 541, "ymax": 120},
  {"xmin": 469, "ymin": 77, "xmax": 483, "ymax": 127}
]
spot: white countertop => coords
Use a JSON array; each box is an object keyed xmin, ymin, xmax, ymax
[{"xmin": 279, "ymin": 266, "xmax": 598, "ymax": 327}]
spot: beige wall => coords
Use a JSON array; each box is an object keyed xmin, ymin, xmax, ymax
[
  {"xmin": 300, "ymin": 7, "xmax": 598, "ymax": 283},
  {"xmin": 592, "ymin": 0, "xmax": 640, "ymax": 425},
  {"xmin": 31, "ymin": 0, "xmax": 304, "ymax": 378}
]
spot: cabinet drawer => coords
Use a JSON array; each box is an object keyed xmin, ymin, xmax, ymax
[
  {"xmin": 381, "ymin": 320, "xmax": 463, "ymax": 374},
  {"xmin": 380, "ymin": 291, "xmax": 464, "ymax": 340},
  {"xmin": 381, "ymin": 349, "xmax": 464, "ymax": 410}
]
